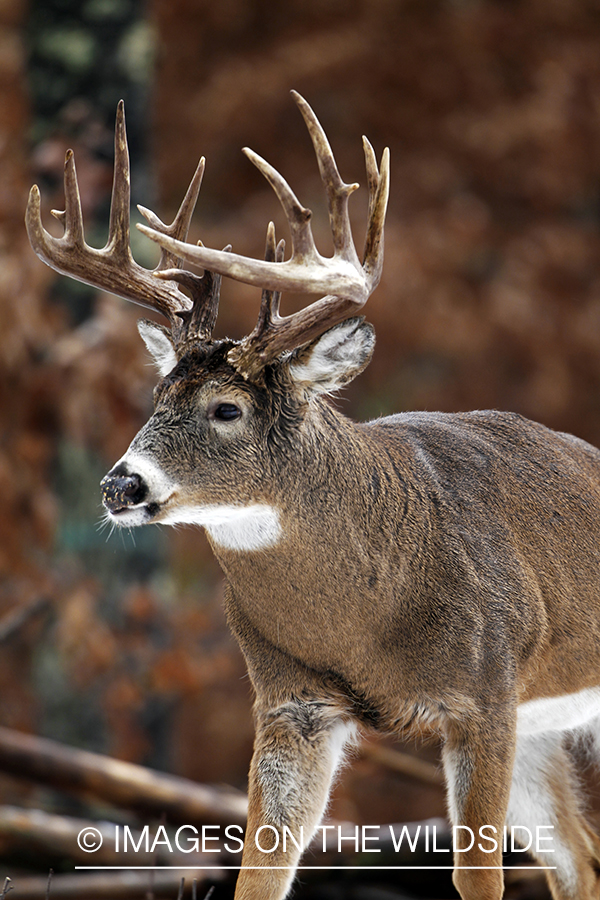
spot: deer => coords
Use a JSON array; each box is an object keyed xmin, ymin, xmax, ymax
[{"xmin": 26, "ymin": 91, "xmax": 600, "ymax": 900}]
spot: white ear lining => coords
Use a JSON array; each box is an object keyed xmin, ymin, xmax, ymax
[
  {"xmin": 137, "ymin": 319, "xmax": 178, "ymax": 377},
  {"xmin": 289, "ymin": 318, "xmax": 375, "ymax": 395}
]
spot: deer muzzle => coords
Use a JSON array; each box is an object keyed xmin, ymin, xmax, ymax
[{"xmin": 101, "ymin": 469, "xmax": 147, "ymax": 512}]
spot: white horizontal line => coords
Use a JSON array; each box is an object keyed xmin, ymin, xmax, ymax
[{"xmin": 75, "ymin": 865, "xmax": 557, "ymax": 871}]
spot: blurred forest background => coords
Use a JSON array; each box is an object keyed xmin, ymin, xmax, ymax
[{"xmin": 2, "ymin": 0, "xmax": 600, "ymax": 897}]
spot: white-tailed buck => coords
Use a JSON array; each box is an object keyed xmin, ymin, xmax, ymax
[{"xmin": 27, "ymin": 93, "xmax": 600, "ymax": 900}]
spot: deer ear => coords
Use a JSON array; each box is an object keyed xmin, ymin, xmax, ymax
[
  {"xmin": 137, "ymin": 319, "xmax": 177, "ymax": 376},
  {"xmin": 288, "ymin": 318, "xmax": 375, "ymax": 395}
]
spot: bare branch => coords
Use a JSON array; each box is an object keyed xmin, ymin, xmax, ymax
[
  {"xmin": 6, "ymin": 872, "xmax": 217, "ymax": 900},
  {"xmin": 359, "ymin": 742, "xmax": 444, "ymax": 788},
  {"xmin": 0, "ymin": 727, "xmax": 247, "ymax": 827}
]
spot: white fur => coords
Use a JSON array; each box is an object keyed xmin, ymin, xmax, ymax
[
  {"xmin": 441, "ymin": 744, "xmax": 472, "ymax": 825},
  {"xmin": 328, "ymin": 719, "xmax": 358, "ymax": 770},
  {"xmin": 517, "ymin": 687, "xmax": 600, "ymax": 735},
  {"xmin": 161, "ymin": 503, "xmax": 281, "ymax": 551},
  {"xmin": 289, "ymin": 319, "xmax": 374, "ymax": 392},
  {"xmin": 507, "ymin": 733, "xmax": 557, "ymax": 838},
  {"xmin": 103, "ymin": 449, "xmax": 176, "ymax": 528},
  {"xmin": 508, "ymin": 732, "xmax": 577, "ymax": 893},
  {"xmin": 106, "ymin": 506, "xmax": 149, "ymax": 528},
  {"xmin": 307, "ymin": 720, "xmax": 358, "ymax": 842},
  {"xmin": 443, "ymin": 728, "xmax": 576, "ymax": 891},
  {"xmin": 116, "ymin": 451, "xmax": 177, "ymax": 503},
  {"xmin": 443, "ymin": 693, "xmax": 600, "ymax": 895},
  {"xmin": 290, "ymin": 326, "xmax": 353, "ymax": 384},
  {"xmin": 137, "ymin": 320, "xmax": 177, "ymax": 376},
  {"xmin": 256, "ymin": 718, "xmax": 356, "ymax": 843}
]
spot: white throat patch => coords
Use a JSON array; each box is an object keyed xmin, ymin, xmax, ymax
[{"xmin": 160, "ymin": 503, "xmax": 282, "ymax": 552}]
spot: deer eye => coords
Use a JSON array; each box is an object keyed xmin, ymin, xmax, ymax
[{"xmin": 210, "ymin": 402, "xmax": 242, "ymax": 422}]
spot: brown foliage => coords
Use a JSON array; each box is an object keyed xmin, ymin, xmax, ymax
[{"xmin": 150, "ymin": 0, "xmax": 600, "ymax": 446}]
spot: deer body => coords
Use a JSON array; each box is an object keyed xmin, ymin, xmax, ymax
[
  {"xmin": 220, "ymin": 406, "xmax": 600, "ymax": 712},
  {"xmin": 26, "ymin": 94, "xmax": 600, "ymax": 900}
]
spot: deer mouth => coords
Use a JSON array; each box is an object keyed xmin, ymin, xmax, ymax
[
  {"xmin": 105, "ymin": 502, "xmax": 162, "ymax": 527},
  {"xmin": 101, "ymin": 488, "xmax": 163, "ymax": 527}
]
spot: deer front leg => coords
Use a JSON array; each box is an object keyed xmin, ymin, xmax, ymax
[
  {"xmin": 442, "ymin": 710, "xmax": 517, "ymax": 900},
  {"xmin": 234, "ymin": 698, "xmax": 355, "ymax": 900}
]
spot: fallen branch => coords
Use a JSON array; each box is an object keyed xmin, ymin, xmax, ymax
[
  {"xmin": 0, "ymin": 805, "xmax": 234, "ymax": 871},
  {"xmin": 0, "ymin": 727, "xmax": 247, "ymax": 827},
  {"xmin": 359, "ymin": 741, "xmax": 444, "ymax": 787},
  {"xmin": 0, "ymin": 872, "xmax": 217, "ymax": 900}
]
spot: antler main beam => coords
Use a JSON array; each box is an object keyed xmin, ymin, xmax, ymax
[{"xmin": 138, "ymin": 91, "xmax": 390, "ymax": 378}]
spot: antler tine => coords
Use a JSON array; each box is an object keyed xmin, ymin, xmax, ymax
[
  {"xmin": 228, "ymin": 223, "xmax": 290, "ymax": 380},
  {"xmin": 155, "ymin": 244, "xmax": 231, "ymax": 343},
  {"xmin": 107, "ymin": 100, "xmax": 132, "ymax": 261},
  {"xmin": 136, "ymin": 94, "xmax": 372, "ymax": 304},
  {"xmin": 26, "ymin": 101, "xmax": 211, "ymax": 330},
  {"xmin": 362, "ymin": 137, "xmax": 390, "ymax": 287},
  {"xmin": 241, "ymin": 148, "xmax": 317, "ymax": 264},
  {"xmin": 228, "ymin": 291, "xmax": 361, "ymax": 380},
  {"xmin": 291, "ymin": 90, "xmax": 361, "ymax": 268},
  {"xmin": 251, "ymin": 222, "xmax": 285, "ymax": 336},
  {"xmin": 138, "ymin": 156, "xmax": 206, "ymax": 272},
  {"xmin": 56, "ymin": 149, "xmax": 85, "ymax": 244}
]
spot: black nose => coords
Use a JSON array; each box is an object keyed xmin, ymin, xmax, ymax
[{"xmin": 101, "ymin": 470, "xmax": 147, "ymax": 511}]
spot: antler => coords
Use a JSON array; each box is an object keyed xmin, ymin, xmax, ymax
[
  {"xmin": 25, "ymin": 101, "xmax": 219, "ymax": 344},
  {"xmin": 138, "ymin": 91, "xmax": 390, "ymax": 379}
]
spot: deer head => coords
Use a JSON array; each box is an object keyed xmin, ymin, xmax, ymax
[{"xmin": 26, "ymin": 93, "xmax": 389, "ymax": 549}]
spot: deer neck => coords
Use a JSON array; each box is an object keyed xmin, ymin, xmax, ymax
[{"xmin": 207, "ymin": 401, "xmax": 430, "ymax": 610}]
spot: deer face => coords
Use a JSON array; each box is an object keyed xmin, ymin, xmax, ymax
[
  {"xmin": 100, "ymin": 318, "xmax": 375, "ymax": 551},
  {"xmin": 101, "ymin": 337, "xmax": 283, "ymax": 550}
]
